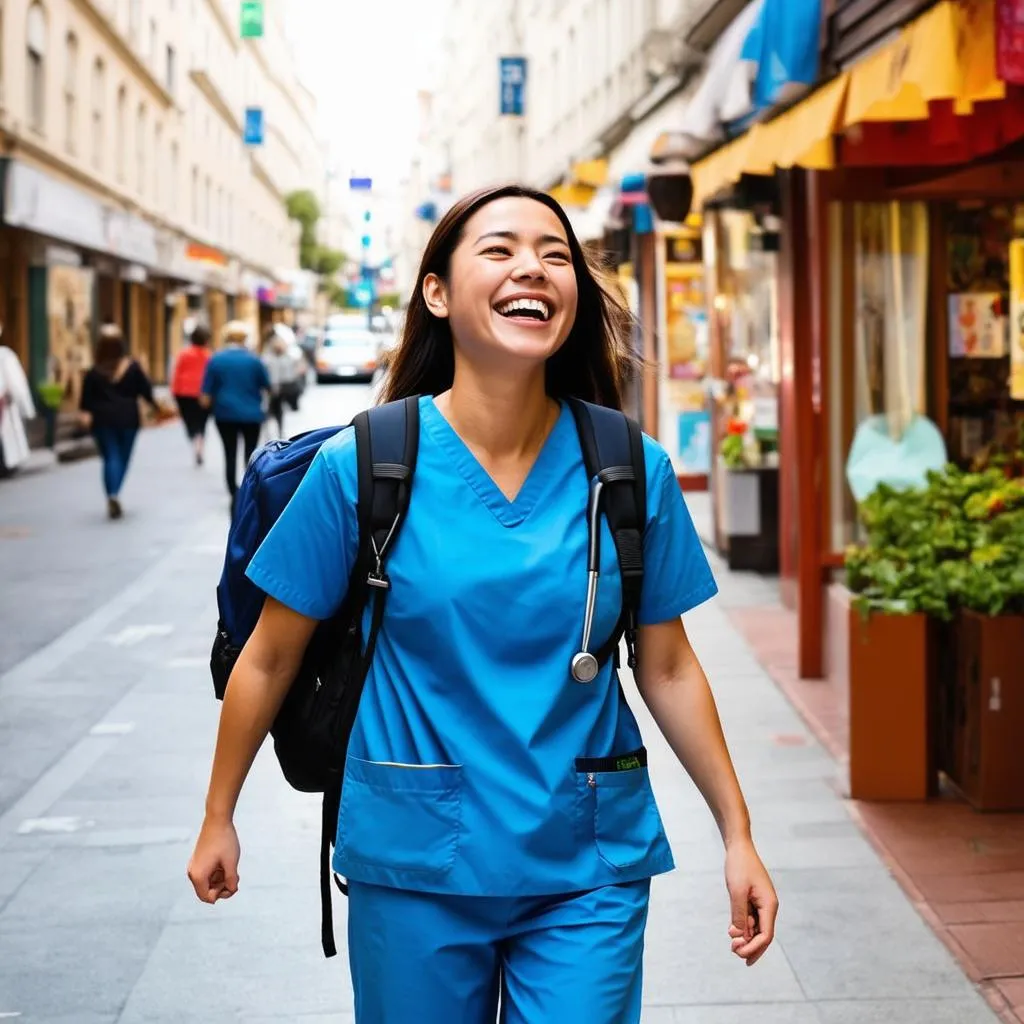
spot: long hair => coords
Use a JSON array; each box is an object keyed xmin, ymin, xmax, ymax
[
  {"xmin": 380, "ymin": 184, "xmax": 636, "ymax": 410},
  {"xmin": 94, "ymin": 323, "xmax": 126, "ymax": 377}
]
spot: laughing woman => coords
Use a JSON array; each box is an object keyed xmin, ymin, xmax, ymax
[{"xmin": 188, "ymin": 185, "xmax": 778, "ymax": 1023}]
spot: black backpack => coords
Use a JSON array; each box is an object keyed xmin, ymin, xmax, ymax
[{"xmin": 210, "ymin": 396, "xmax": 647, "ymax": 957}]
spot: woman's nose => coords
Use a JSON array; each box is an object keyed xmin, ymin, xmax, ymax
[{"xmin": 511, "ymin": 253, "xmax": 546, "ymax": 280}]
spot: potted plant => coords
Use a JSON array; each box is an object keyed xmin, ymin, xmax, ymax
[
  {"xmin": 941, "ymin": 472, "xmax": 1024, "ymax": 810},
  {"xmin": 35, "ymin": 381, "xmax": 65, "ymax": 449},
  {"xmin": 844, "ymin": 480, "xmax": 953, "ymax": 802}
]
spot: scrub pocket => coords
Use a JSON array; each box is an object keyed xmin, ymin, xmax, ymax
[
  {"xmin": 338, "ymin": 755, "xmax": 463, "ymax": 876},
  {"xmin": 575, "ymin": 747, "xmax": 664, "ymax": 870}
]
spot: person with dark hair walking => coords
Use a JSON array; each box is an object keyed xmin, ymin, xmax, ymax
[
  {"xmin": 79, "ymin": 323, "xmax": 160, "ymax": 519},
  {"xmin": 172, "ymin": 324, "xmax": 213, "ymax": 465},
  {"xmin": 189, "ymin": 185, "xmax": 778, "ymax": 1022},
  {"xmin": 201, "ymin": 321, "xmax": 270, "ymax": 509}
]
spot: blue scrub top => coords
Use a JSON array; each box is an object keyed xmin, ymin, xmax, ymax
[
  {"xmin": 247, "ymin": 396, "xmax": 718, "ymax": 896},
  {"xmin": 201, "ymin": 347, "xmax": 270, "ymax": 423}
]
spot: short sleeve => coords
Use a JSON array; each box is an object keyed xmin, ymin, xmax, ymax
[
  {"xmin": 244, "ymin": 432, "xmax": 359, "ymax": 620},
  {"xmin": 638, "ymin": 439, "xmax": 718, "ymax": 625}
]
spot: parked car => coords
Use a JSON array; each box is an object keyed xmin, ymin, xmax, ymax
[{"xmin": 315, "ymin": 316, "xmax": 380, "ymax": 383}]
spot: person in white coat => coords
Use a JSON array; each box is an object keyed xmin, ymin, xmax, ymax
[{"xmin": 0, "ymin": 343, "xmax": 36, "ymax": 477}]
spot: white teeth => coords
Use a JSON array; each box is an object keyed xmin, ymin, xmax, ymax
[{"xmin": 498, "ymin": 298, "xmax": 549, "ymax": 320}]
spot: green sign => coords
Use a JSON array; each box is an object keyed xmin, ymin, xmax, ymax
[{"xmin": 240, "ymin": 0, "xmax": 263, "ymax": 38}]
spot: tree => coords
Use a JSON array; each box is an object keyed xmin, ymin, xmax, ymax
[{"xmin": 285, "ymin": 188, "xmax": 345, "ymax": 285}]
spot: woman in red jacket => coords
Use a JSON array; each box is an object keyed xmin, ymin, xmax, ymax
[{"xmin": 172, "ymin": 324, "xmax": 213, "ymax": 465}]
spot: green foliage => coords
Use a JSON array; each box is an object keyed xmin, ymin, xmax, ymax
[
  {"xmin": 847, "ymin": 463, "xmax": 1024, "ymax": 619},
  {"xmin": 721, "ymin": 434, "xmax": 746, "ymax": 469},
  {"xmin": 284, "ymin": 190, "xmax": 345, "ymax": 275}
]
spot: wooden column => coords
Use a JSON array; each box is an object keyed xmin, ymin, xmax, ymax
[
  {"xmin": 778, "ymin": 169, "xmax": 827, "ymax": 679},
  {"xmin": 638, "ymin": 231, "xmax": 659, "ymax": 434}
]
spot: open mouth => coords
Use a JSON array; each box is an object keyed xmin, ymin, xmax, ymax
[{"xmin": 495, "ymin": 298, "xmax": 552, "ymax": 322}]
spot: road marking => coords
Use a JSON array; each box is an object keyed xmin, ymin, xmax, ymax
[
  {"xmin": 105, "ymin": 624, "xmax": 174, "ymax": 647},
  {"xmin": 89, "ymin": 721, "xmax": 135, "ymax": 736},
  {"xmin": 0, "ymin": 1012, "xmax": 23, "ymax": 1018},
  {"xmin": 16, "ymin": 816, "xmax": 89, "ymax": 835}
]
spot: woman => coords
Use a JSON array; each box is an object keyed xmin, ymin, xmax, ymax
[
  {"xmin": 187, "ymin": 185, "xmax": 778, "ymax": 1022},
  {"xmin": 79, "ymin": 323, "xmax": 159, "ymax": 519},
  {"xmin": 171, "ymin": 324, "xmax": 213, "ymax": 465},
  {"xmin": 201, "ymin": 321, "xmax": 270, "ymax": 507}
]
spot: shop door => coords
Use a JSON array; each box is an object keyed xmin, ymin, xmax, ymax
[{"xmin": 27, "ymin": 267, "xmax": 47, "ymax": 388}]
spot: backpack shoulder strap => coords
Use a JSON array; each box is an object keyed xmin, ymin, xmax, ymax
[
  {"xmin": 567, "ymin": 398, "xmax": 646, "ymax": 671},
  {"xmin": 318, "ymin": 395, "xmax": 419, "ymax": 959}
]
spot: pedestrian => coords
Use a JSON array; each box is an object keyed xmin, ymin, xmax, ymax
[
  {"xmin": 201, "ymin": 320, "xmax": 269, "ymax": 509},
  {"xmin": 171, "ymin": 323, "xmax": 212, "ymax": 466},
  {"xmin": 187, "ymin": 184, "xmax": 778, "ymax": 1022},
  {"xmin": 79, "ymin": 323, "xmax": 160, "ymax": 519},
  {"xmin": 260, "ymin": 327, "xmax": 301, "ymax": 439},
  {"xmin": 0, "ymin": 333, "xmax": 36, "ymax": 478}
]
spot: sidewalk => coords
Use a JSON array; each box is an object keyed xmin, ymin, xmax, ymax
[
  {"xmin": 682, "ymin": 490, "xmax": 1024, "ymax": 1023},
  {"xmin": 0, "ymin": 499, "xmax": 1001, "ymax": 1021}
]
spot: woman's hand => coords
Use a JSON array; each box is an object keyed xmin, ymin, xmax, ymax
[
  {"xmin": 187, "ymin": 816, "xmax": 240, "ymax": 904},
  {"xmin": 725, "ymin": 837, "xmax": 778, "ymax": 966},
  {"xmin": 78, "ymin": 411, "xmax": 93, "ymax": 431}
]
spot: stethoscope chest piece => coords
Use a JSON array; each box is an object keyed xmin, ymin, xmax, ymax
[{"xmin": 571, "ymin": 651, "xmax": 599, "ymax": 683}]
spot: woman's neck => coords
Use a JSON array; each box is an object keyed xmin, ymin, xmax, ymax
[{"xmin": 435, "ymin": 364, "xmax": 555, "ymax": 460}]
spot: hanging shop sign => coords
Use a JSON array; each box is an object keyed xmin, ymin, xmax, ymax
[
  {"xmin": 1010, "ymin": 239, "xmax": 1024, "ymax": 399},
  {"xmin": 243, "ymin": 107, "xmax": 264, "ymax": 146},
  {"xmin": 499, "ymin": 57, "xmax": 527, "ymax": 116},
  {"xmin": 240, "ymin": 1, "xmax": 264, "ymax": 38}
]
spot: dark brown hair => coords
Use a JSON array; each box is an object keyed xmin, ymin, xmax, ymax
[
  {"xmin": 379, "ymin": 184, "xmax": 635, "ymax": 409},
  {"xmin": 94, "ymin": 323, "xmax": 127, "ymax": 377},
  {"xmin": 190, "ymin": 324, "xmax": 211, "ymax": 347}
]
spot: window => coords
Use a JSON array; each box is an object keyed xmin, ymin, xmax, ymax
[
  {"xmin": 136, "ymin": 103, "xmax": 146, "ymax": 195},
  {"xmin": 116, "ymin": 86, "xmax": 126, "ymax": 182},
  {"xmin": 149, "ymin": 18, "xmax": 157, "ymax": 63},
  {"xmin": 170, "ymin": 141, "xmax": 178, "ymax": 209},
  {"xmin": 64, "ymin": 32, "xmax": 77, "ymax": 153},
  {"xmin": 153, "ymin": 122, "xmax": 162, "ymax": 206},
  {"xmin": 165, "ymin": 44, "xmax": 175, "ymax": 93},
  {"xmin": 91, "ymin": 59, "xmax": 104, "ymax": 171},
  {"xmin": 26, "ymin": 2, "xmax": 46, "ymax": 134}
]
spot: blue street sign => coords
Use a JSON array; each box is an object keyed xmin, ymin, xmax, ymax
[
  {"xmin": 243, "ymin": 107, "xmax": 264, "ymax": 145},
  {"xmin": 499, "ymin": 56, "xmax": 527, "ymax": 116},
  {"xmin": 349, "ymin": 177, "xmax": 373, "ymax": 190}
]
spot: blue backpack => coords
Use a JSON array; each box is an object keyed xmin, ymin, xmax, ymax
[{"xmin": 209, "ymin": 395, "xmax": 647, "ymax": 957}]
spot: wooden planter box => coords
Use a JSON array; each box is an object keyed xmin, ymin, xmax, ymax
[
  {"xmin": 849, "ymin": 609, "xmax": 936, "ymax": 801},
  {"xmin": 954, "ymin": 610, "xmax": 1024, "ymax": 812}
]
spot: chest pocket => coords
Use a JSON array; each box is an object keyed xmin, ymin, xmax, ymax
[{"xmin": 575, "ymin": 747, "xmax": 665, "ymax": 870}]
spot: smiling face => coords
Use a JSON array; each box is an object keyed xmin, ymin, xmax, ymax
[{"xmin": 422, "ymin": 197, "xmax": 579, "ymax": 374}]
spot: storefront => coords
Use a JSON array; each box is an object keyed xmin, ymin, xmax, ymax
[{"xmin": 688, "ymin": 0, "xmax": 1024, "ymax": 676}]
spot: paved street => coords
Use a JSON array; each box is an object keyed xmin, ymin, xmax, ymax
[{"xmin": 0, "ymin": 384, "xmax": 1001, "ymax": 1023}]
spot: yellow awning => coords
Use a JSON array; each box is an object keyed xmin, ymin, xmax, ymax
[
  {"xmin": 691, "ymin": 73, "xmax": 849, "ymax": 206},
  {"xmin": 844, "ymin": 0, "xmax": 1005, "ymax": 126},
  {"xmin": 548, "ymin": 182, "xmax": 596, "ymax": 208},
  {"xmin": 571, "ymin": 158, "xmax": 608, "ymax": 188}
]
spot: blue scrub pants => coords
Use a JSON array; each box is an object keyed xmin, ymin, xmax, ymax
[{"xmin": 348, "ymin": 878, "xmax": 650, "ymax": 1023}]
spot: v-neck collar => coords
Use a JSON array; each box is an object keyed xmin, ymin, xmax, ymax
[{"xmin": 422, "ymin": 395, "xmax": 570, "ymax": 528}]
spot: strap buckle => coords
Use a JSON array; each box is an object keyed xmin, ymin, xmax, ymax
[{"xmin": 367, "ymin": 570, "xmax": 391, "ymax": 590}]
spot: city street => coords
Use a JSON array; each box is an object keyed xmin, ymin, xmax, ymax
[{"xmin": 0, "ymin": 384, "xmax": 1001, "ymax": 1023}]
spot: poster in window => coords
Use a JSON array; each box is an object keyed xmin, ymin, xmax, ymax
[
  {"xmin": 947, "ymin": 293, "xmax": 1007, "ymax": 358},
  {"xmin": 1010, "ymin": 239, "xmax": 1024, "ymax": 399}
]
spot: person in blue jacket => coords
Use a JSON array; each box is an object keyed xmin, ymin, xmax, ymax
[
  {"xmin": 187, "ymin": 184, "xmax": 779, "ymax": 1023},
  {"xmin": 200, "ymin": 320, "xmax": 270, "ymax": 507}
]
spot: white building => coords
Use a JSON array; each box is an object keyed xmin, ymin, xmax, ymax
[{"xmin": 0, "ymin": 0, "xmax": 326, "ymax": 401}]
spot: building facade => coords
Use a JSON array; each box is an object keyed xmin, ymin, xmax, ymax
[{"xmin": 0, "ymin": 0, "xmax": 325, "ymax": 416}]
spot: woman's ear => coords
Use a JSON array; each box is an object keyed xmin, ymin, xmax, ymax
[{"xmin": 422, "ymin": 274, "xmax": 449, "ymax": 319}]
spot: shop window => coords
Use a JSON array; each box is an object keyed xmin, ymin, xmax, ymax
[
  {"xmin": 26, "ymin": 2, "xmax": 46, "ymax": 134},
  {"xmin": 64, "ymin": 32, "xmax": 77, "ymax": 154},
  {"xmin": 91, "ymin": 59, "xmax": 104, "ymax": 171},
  {"xmin": 827, "ymin": 201, "xmax": 930, "ymax": 549}
]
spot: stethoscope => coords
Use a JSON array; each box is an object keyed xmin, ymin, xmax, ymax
[{"xmin": 570, "ymin": 477, "xmax": 605, "ymax": 683}]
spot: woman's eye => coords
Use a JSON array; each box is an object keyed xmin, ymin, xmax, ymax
[
  {"xmin": 545, "ymin": 252, "xmax": 571, "ymax": 263},
  {"xmin": 483, "ymin": 245, "xmax": 512, "ymax": 256}
]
